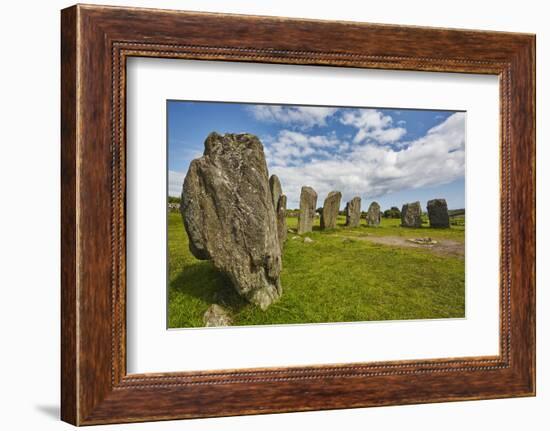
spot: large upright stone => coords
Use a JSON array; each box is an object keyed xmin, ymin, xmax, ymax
[
  {"xmin": 320, "ymin": 191, "xmax": 342, "ymax": 230},
  {"xmin": 181, "ymin": 132, "xmax": 282, "ymax": 310},
  {"xmin": 345, "ymin": 197, "xmax": 361, "ymax": 227},
  {"xmin": 401, "ymin": 201, "xmax": 423, "ymax": 228},
  {"xmin": 276, "ymin": 194, "xmax": 288, "ymax": 250},
  {"xmin": 366, "ymin": 201, "xmax": 381, "ymax": 226},
  {"xmin": 427, "ymin": 198, "xmax": 450, "ymax": 228},
  {"xmin": 297, "ymin": 186, "xmax": 318, "ymax": 234},
  {"xmin": 269, "ymin": 174, "xmax": 282, "ymax": 210}
]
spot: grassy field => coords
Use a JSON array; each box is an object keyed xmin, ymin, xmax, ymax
[{"xmin": 168, "ymin": 212, "xmax": 465, "ymax": 328}]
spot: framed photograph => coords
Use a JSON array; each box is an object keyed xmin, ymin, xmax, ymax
[{"xmin": 61, "ymin": 4, "xmax": 535, "ymax": 425}]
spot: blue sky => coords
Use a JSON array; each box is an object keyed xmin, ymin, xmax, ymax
[{"xmin": 168, "ymin": 101, "xmax": 465, "ymax": 211}]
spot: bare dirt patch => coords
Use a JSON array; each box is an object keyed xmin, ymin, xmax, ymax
[{"xmin": 340, "ymin": 235, "xmax": 465, "ymax": 258}]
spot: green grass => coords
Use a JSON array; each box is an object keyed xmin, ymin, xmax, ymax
[{"xmin": 168, "ymin": 212, "xmax": 465, "ymax": 328}]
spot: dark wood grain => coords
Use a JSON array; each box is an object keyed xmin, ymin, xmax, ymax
[
  {"xmin": 60, "ymin": 5, "xmax": 78, "ymax": 425},
  {"xmin": 60, "ymin": 4, "xmax": 536, "ymax": 425}
]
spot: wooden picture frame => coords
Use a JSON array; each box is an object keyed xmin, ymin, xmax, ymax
[{"xmin": 61, "ymin": 4, "xmax": 535, "ymax": 425}]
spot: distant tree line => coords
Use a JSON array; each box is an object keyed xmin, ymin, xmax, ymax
[
  {"xmin": 448, "ymin": 209, "xmax": 465, "ymax": 217},
  {"xmin": 383, "ymin": 206, "xmax": 401, "ymax": 219}
]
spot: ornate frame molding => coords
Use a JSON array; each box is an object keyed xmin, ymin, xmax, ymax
[{"xmin": 61, "ymin": 5, "xmax": 535, "ymax": 425}]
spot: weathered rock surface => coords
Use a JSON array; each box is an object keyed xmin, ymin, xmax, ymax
[
  {"xmin": 203, "ymin": 304, "xmax": 232, "ymax": 327},
  {"xmin": 345, "ymin": 197, "xmax": 362, "ymax": 227},
  {"xmin": 427, "ymin": 198, "xmax": 450, "ymax": 228},
  {"xmin": 401, "ymin": 201, "xmax": 423, "ymax": 228},
  {"xmin": 276, "ymin": 194, "xmax": 288, "ymax": 250},
  {"xmin": 366, "ymin": 201, "xmax": 381, "ymax": 226},
  {"xmin": 320, "ymin": 191, "xmax": 342, "ymax": 230},
  {"xmin": 269, "ymin": 174, "xmax": 282, "ymax": 210},
  {"xmin": 297, "ymin": 186, "xmax": 318, "ymax": 234},
  {"xmin": 304, "ymin": 237, "xmax": 314, "ymax": 243},
  {"xmin": 181, "ymin": 132, "xmax": 282, "ymax": 310}
]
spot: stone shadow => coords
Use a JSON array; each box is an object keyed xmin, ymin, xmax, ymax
[{"xmin": 169, "ymin": 260, "xmax": 248, "ymax": 310}]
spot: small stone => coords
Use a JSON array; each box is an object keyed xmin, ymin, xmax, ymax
[
  {"xmin": 203, "ymin": 304, "xmax": 232, "ymax": 327},
  {"xmin": 427, "ymin": 198, "xmax": 450, "ymax": 228},
  {"xmin": 291, "ymin": 236, "xmax": 300, "ymax": 240},
  {"xmin": 320, "ymin": 191, "xmax": 342, "ymax": 230},
  {"xmin": 297, "ymin": 186, "xmax": 318, "ymax": 234},
  {"xmin": 345, "ymin": 197, "xmax": 361, "ymax": 227},
  {"xmin": 303, "ymin": 237, "xmax": 314, "ymax": 243},
  {"xmin": 366, "ymin": 201, "xmax": 381, "ymax": 226},
  {"xmin": 401, "ymin": 201, "xmax": 423, "ymax": 228},
  {"xmin": 407, "ymin": 237, "xmax": 438, "ymax": 245}
]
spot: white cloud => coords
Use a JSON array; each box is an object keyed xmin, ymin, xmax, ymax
[
  {"xmin": 340, "ymin": 109, "xmax": 406, "ymax": 144},
  {"xmin": 168, "ymin": 170, "xmax": 185, "ymax": 197},
  {"xmin": 269, "ymin": 113, "xmax": 465, "ymax": 209},
  {"xmin": 264, "ymin": 130, "xmax": 342, "ymax": 167},
  {"xmin": 247, "ymin": 105, "xmax": 338, "ymax": 130}
]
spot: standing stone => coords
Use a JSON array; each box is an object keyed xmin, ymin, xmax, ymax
[
  {"xmin": 297, "ymin": 186, "xmax": 318, "ymax": 234},
  {"xmin": 276, "ymin": 194, "xmax": 288, "ymax": 250},
  {"xmin": 269, "ymin": 174, "xmax": 282, "ymax": 210},
  {"xmin": 366, "ymin": 201, "xmax": 381, "ymax": 226},
  {"xmin": 345, "ymin": 197, "xmax": 362, "ymax": 227},
  {"xmin": 427, "ymin": 198, "xmax": 450, "ymax": 228},
  {"xmin": 401, "ymin": 201, "xmax": 423, "ymax": 228},
  {"xmin": 320, "ymin": 191, "xmax": 342, "ymax": 230},
  {"xmin": 181, "ymin": 132, "xmax": 282, "ymax": 310}
]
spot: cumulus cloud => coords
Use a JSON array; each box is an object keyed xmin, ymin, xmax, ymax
[
  {"xmin": 247, "ymin": 105, "xmax": 338, "ymax": 130},
  {"xmin": 168, "ymin": 170, "xmax": 185, "ymax": 197},
  {"xmin": 269, "ymin": 112, "xmax": 465, "ymax": 209},
  {"xmin": 265, "ymin": 130, "xmax": 343, "ymax": 167},
  {"xmin": 340, "ymin": 109, "xmax": 407, "ymax": 144}
]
